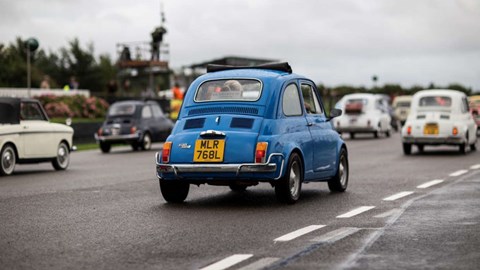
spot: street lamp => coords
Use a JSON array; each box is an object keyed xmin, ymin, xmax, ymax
[{"xmin": 25, "ymin": 37, "xmax": 39, "ymax": 97}]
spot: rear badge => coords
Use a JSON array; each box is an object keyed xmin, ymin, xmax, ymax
[{"xmin": 178, "ymin": 143, "xmax": 191, "ymax": 149}]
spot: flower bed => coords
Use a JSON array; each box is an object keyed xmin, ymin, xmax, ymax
[{"xmin": 35, "ymin": 94, "xmax": 109, "ymax": 119}]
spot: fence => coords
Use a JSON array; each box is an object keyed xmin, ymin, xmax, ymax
[{"xmin": 0, "ymin": 88, "xmax": 90, "ymax": 98}]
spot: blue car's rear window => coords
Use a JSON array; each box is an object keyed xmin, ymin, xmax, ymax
[{"xmin": 195, "ymin": 79, "xmax": 262, "ymax": 102}]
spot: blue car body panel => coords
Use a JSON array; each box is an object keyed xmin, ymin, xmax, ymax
[{"xmin": 157, "ymin": 67, "xmax": 346, "ymax": 184}]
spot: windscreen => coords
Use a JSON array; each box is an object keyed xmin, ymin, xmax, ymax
[
  {"xmin": 195, "ymin": 79, "xmax": 262, "ymax": 102},
  {"xmin": 108, "ymin": 104, "xmax": 136, "ymax": 116}
]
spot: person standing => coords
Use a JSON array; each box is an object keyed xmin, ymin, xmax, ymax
[{"xmin": 40, "ymin": 75, "xmax": 51, "ymax": 89}]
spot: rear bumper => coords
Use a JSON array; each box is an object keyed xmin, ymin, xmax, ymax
[
  {"xmin": 336, "ymin": 126, "xmax": 377, "ymax": 133},
  {"xmin": 155, "ymin": 153, "xmax": 284, "ymax": 180},
  {"xmin": 94, "ymin": 133, "xmax": 141, "ymax": 143},
  {"xmin": 402, "ymin": 136, "xmax": 464, "ymax": 145}
]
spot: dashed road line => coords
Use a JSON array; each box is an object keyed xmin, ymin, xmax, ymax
[
  {"xmin": 449, "ymin": 170, "xmax": 468, "ymax": 177},
  {"xmin": 336, "ymin": 206, "xmax": 375, "ymax": 218},
  {"xmin": 310, "ymin": 227, "xmax": 361, "ymax": 243},
  {"xmin": 383, "ymin": 191, "xmax": 414, "ymax": 201},
  {"xmin": 237, "ymin": 257, "xmax": 279, "ymax": 270},
  {"xmin": 274, "ymin": 225, "xmax": 326, "ymax": 242},
  {"xmin": 417, "ymin": 179, "xmax": 444, "ymax": 189},
  {"xmin": 470, "ymin": 164, "xmax": 480, "ymax": 170},
  {"xmin": 200, "ymin": 254, "xmax": 253, "ymax": 270}
]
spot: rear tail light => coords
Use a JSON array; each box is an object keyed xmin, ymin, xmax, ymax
[
  {"xmin": 452, "ymin": 127, "xmax": 458, "ymax": 136},
  {"xmin": 162, "ymin": 142, "xmax": 172, "ymax": 163},
  {"xmin": 130, "ymin": 126, "xmax": 137, "ymax": 134},
  {"xmin": 407, "ymin": 126, "xmax": 412, "ymax": 135},
  {"xmin": 255, "ymin": 142, "xmax": 268, "ymax": 163},
  {"xmin": 97, "ymin": 128, "xmax": 103, "ymax": 136}
]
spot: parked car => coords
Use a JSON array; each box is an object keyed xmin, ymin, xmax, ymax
[
  {"xmin": 392, "ymin": 95, "xmax": 412, "ymax": 126},
  {"xmin": 333, "ymin": 93, "xmax": 392, "ymax": 139},
  {"xmin": 468, "ymin": 95, "xmax": 480, "ymax": 131},
  {"xmin": 155, "ymin": 62, "xmax": 348, "ymax": 204},
  {"xmin": 0, "ymin": 97, "xmax": 74, "ymax": 175},
  {"xmin": 95, "ymin": 100, "xmax": 174, "ymax": 153},
  {"xmin": 401, "ymin": 89, "xmax": 477, "ymax": 154}
]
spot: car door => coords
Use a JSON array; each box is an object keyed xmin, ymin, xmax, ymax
[
  {"xmin": 300, "ymin": 81, "xmax": 337, "ymax": 178},
  {"xmin": 150, "ymin": 103, "xmax": 172, "ymax": 142},
  {"xmin": 20, "ymin": 101, "xmax": 56, "ymax": 158},
  {"xmin": 461, "ymin": 96, "xmax": 476, "ymax": 143}
]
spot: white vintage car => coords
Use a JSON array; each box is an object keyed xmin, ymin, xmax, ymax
[
  {"xmin": 401, "ymin": 89, "xmax": 477, "ymax": 154},
  {"xmin": 334, "ymin": 93, "xmax": 392, "ymax": 139},
  {"xmin": 393, "ymin": 95, "xmax": 412, "ymax": 126},
  {"xmin": 0, "ymin": 97, "xmax": 74, "ymax": 175}
]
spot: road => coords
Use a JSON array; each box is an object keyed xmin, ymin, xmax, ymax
[{"xmin": 1, "ymin": 132, "xmax": 479, "ymax": 270}]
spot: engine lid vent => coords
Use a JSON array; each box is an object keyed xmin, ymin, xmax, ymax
[
  {"xmin": 188, "ymin": 106, "xmax": 259, "ymax": 116},
  {"xmin": 230, "ymin": 117, "xmax": 254, "ymax": 129},
  {"xmin": 184, "ymin": 118, "xmax": 206, "ymax": 129}
]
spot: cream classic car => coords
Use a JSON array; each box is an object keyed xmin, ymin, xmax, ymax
[
  {"xmin": 334, "ymin": 93, "xmax": 392, "ymax": 139},
  {"xmin": 0, "ymin": 97, "xmax": 74, "ymax": 175},
  {"xmin": 401, "ymin": 89, "xmax": 477, "ymax": 154}
]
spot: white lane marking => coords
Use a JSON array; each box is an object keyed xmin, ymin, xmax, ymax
[
  {"xmin": 200, "ymin": 254, "xmax": 253, "ymax": 270},
  {"xmin": 274, "ymin": 225, "xmax": 326, "ymax": 242},
  {"xmin": 449, "ymin": 170, "xmax": 468, "ymax": 177},
  {"xmin": 336, "ymin": 206, "xmax": 375, "ymax": 218},
  {"xmin": 417, "ymin": 179, "xmax": 444, "ymax": 189},
  {"xmin": 383, "ymin": 191, "xmax": 414, "ymax": 201},
  {"xmin": 374, "ymin": 208, "xmax": 401, "ymax": 218},
  {"xmin": 310, "ymin": 227, "xmax": 360, "ymax": 243},
  {"xmin": 237, "ymin": 257, "xmax": 279, "ymax": 270},
  {"xmin": 470, "ymin": 164, "xmax": 480, "ymax": 170}
]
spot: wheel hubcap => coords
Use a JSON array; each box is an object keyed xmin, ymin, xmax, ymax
[
  {"xmin": 144, "ymin": 135, "xmax": 151, "ymax": 149},
  {"xmin": 289, "ymin": 160, "xmax": 300, "ymax": 199},
  {"xmin": 57, "ymin": 144, "xmax": 69, "ymax": 167}
]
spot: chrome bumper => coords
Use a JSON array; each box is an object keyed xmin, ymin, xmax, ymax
[
  {"xmin": 402, "ymin": 136, "xmax": 464, "ymax": 145},
  {"xmin": 94, "ymin": 133, "xmax": 140, "ymax": 142},
  {"xmin": 155, "ymin": 153, "xmax": 284, "ymax": 179}
]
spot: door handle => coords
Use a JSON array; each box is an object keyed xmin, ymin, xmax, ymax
[{"xmin": 307, "ymin": 122, "xmax": 313, "ymax": 126}]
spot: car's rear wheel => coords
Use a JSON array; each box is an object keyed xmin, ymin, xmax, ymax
[
  {"xmin": 275, "ymin": 152, "xmax": 302, "ymax": 204},
  {"xmin": 159, "ymin": 180, "xmax": 189, "ymax": 203},
  {"xmin": 471, "ymin": 143, "xmax": 477, "ymax": 151},
  {"xmin": 350, "ymin": 132, "xmax": 355, "ymax": 139},
  {"xmin": 1, "ymin": 144, "xmax": 16, "ymax": 176},
  {"xmin": 374, "ymin": 131, "xmax": 379, "ymax": 138},
  {"xmin": 52, "ymin": 142, "xmax": 70, "ymax": 170},
  {"xmin": 417, "ymin": 144, "xmax": 424, "ymax": 153},
  {"xmin": 141, "ymin": 133, "xmax": 152, "ymax": 150},
  {"xmin": 328, "ymin": 148, "xmax": 349, "ymax": 192},
  {"xmin": 403, "ymin": 143, "xmax": 412, "ymax": 155},
  {"xmin": 459, "ymin": 143, "xmax": 466, "ymax": 154},
  {"xmin": 386, "ymin": 130, "xmax": 391, "ymax": 137},
  {"xmin": 100, "ymin": 142, "xmax": 111, "ymax": 153},
  {"xmin": 131, "ymin": 142, "xmax": 139, "ymax": 151}
]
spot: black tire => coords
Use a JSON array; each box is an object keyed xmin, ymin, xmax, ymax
[
  {"xmin": 374, "ymin": 131, "xmax": 379, "ymax": 138},
  {"xmin": 100, "ymin": 142, "xmax": 111, "ymax": 153},
  {"xmin": 350, "ymin": 132, "xmax": 355, "ymax": 139},
  {"xmin": 471, "ymin": 143, "xmax": 477, "ymax": 151},
  {"xmin": 141, "ymin": 133, "xmax": 152, "ymax": 151},
  {"xmin": 1, "ymin": 144, "xmax": 16, "ymax": 176},
  {"xmin": 417, "ymin": 144, "xmax": 424, "ymax": 153},
  {"xmin": 403, "ymin": 143, "xmax": 412, "ymax": 155},
  {"xmin": 328, "ymin": 148, "xmax": 349, "ymax": 192},
  {"xmin": 131, "ymin": 143, "xmax": 139, "ymax": 151},
  {"xmin": 275, "ymin": 153, "xmax": 303, "ymax": 204},
  {"xmin": 386, "ymin": 130, "xmax": 391, "ymax": 137},
  {"xmin": 459, "ymin": 143, "xmax": 466, "ymax": 154},
  {"xmin": 159, "ymin": 180, "xmax": 189, "ymax": 203},
  {"xmin": 229, "ymin": 183, "xmax": 247, "ymax": 192},
  {"xmin": 52, "ymin": 141, "xmax": 70, "ymax": 170}
]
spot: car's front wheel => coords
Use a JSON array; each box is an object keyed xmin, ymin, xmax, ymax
[
  {"xmin": 275, "ymin": 152, "xmax": 302, "ymax": 204},
  {"xmin": 1, "ymin": 144, "xmax": 16, "ymax": 176},
  {"xmin": 159, "ymin": 180, "xmax": 189, "ymax": 203},
  {"xmin": 328, "ymin": 148, "xmax": 349, "ymax": 192},
  {"xmin": 100, "ymin": 142, "xmax": 111, "ymax": 153},
  {"xmin": 52, "ymin": 142, "xmax": 70, "ymax": 170}
]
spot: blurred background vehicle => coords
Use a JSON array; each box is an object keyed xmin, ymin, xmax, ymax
[
  {"xmin": 0, "ymin": 97, "xmax": 74, "ymax": 175},
  {"xmin": 95, "ymin": 100, "xmax": 173, "ymax": 153},
  {"xmin": 468, "ymin": 95, "xmax": 480, "ymax": 132},
  {"xmin": 393, "ymin": 95, "xmax": 413, "ymax": 126},
  {"xmin": 401, "ymin": 89, "xmax": 477, "ymax": 154},
  {"xmin": 334, "ymin": 93, "xmax": 392, "ymax": 139}
]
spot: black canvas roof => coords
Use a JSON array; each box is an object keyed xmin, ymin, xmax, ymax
[{"xmin": 206, "ymin": 62, "xmax": 292, "ymax": 74}]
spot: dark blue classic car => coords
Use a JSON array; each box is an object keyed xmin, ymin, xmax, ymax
[{"xmin": 156, "ymin": 63, "xmax": 348, "ymax": 204}]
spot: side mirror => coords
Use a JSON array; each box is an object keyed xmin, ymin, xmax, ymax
[
  {"xmin": 65, "ymin": 117, "xmax": 72, "ymax": 126},
  {"xmin": 328, "ymin": 108, "xmax": 342, "ymax": 120}
]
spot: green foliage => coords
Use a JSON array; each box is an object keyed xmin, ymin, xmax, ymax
[
  {"xmin": 35, "ymin": 94, "xmax": 110, "ymax": 119},
  {"xmin": 0, "ymin": 37, "xmax": 117, "ymax": 93}
]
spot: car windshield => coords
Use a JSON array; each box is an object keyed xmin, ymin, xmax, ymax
[
  {"xmin": 419, "ymin": 96, "xmax": 451, "ymax": 107},
  {"xmin": 345, "ymin": 98, "xmax": 368, "ymax": 106},
  {"xmin": 108, "ymin": 104, "xmax": 136, "ymax": 116},
  {"xmin": 396, "ymin": 101, "xmax": 411, "ymax": 108},
  {"xmin": 195, "ymin": 79, "xmax": 262, "ymax": 102}
]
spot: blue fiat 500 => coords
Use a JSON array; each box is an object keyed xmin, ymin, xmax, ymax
[{"xmin": 156, "ymin": 62, "xmax": 348, "ymax": 204}]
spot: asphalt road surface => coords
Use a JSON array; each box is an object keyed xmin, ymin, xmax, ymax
[{"xmin": 1, "ymin": 132, "xmax": 479, "ymax": 270}]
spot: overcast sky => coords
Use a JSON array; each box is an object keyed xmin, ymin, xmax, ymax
[{"xmin": 1, "ymin": 0, "xmax": 479, "ymax": 90}]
